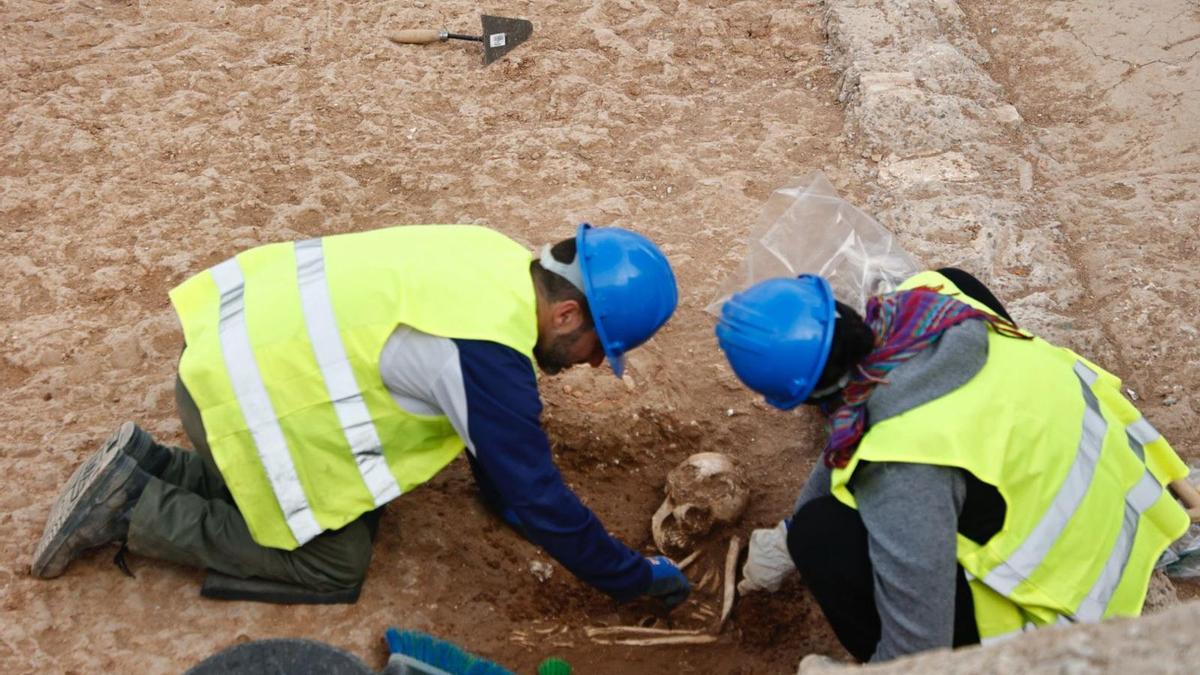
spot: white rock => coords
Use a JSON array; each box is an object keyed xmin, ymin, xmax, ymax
[{"xmin": 529, "ymin": 560, "xmax": 553, "ymax": 582}]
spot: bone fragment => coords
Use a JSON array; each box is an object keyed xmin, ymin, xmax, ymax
[
  {"xmin": 698, "ymin": 569, "xmax": 716, "ymax": 593},
  {"xmin": 601, "ymin": 635, "xmax": 719, "ymax": 646},
  {"xmin": 585, "ymin": 626, "xmax": 705, "ymax": 637},
  {"xmin": 676, "ymin": 548, "xmax": 703, "ymax": 570},
  {"xmin": 719, "ymin": 535, "xmax": 742, "ymax": 628},
  {"xmin": 651, "ymin": 496, "xmax": 674, "ymax": 553}
]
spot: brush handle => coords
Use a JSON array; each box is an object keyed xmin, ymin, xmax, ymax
[
  {"xmin": 388, "ymin": 29, "xmax": 447, "ymax": 45},
  {"xmin": 384, "ymin": 652, "xmax": 453, "ymax": 675}
]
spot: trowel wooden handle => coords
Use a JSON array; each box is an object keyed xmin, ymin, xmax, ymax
[
  {"xmin": 1169, "ymin": 478, "xmax": 1200, "ymax": 522},
  {"xmin": 388, "ymin": 29, "xmax": 446, "ymax": 45}
]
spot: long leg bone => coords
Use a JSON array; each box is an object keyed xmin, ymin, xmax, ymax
[
  {"xmin": 719, "ymin": 535, "xmax": 742, "ymax": 629},
  {"xmin": 594, "ymin": 635, "xmax": 719, "ymax": 646},
  {"xmin": 586, "ymin": 626, "xmax": 706, "ymax": 637}
]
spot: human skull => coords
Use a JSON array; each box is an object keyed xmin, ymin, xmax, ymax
[{"xmin": 652, "ymin": 452, "xmax": 750, "ymax": 555}]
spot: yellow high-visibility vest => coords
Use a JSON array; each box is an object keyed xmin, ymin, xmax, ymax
[
  {"xmin": 169, "ymin": 225, "xmax": 538, "ymax": 550},
  {"xmin": 831, "ymin": 270, "xmax": 1190, "ymax": 642}
]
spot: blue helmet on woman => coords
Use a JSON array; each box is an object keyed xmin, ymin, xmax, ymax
[
  {"xmin": 576, "ymin": 224, "xmax": 678, "ymax": 377},
  {"xmin": 715, "ymin": 275, "xmax": 837, "ymax": 409}
]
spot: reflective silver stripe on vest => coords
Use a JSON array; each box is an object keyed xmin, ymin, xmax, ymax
[
  {"xmin": 1127, "ymin": 417, "xmax": 1160, "ymax": 448},
  {"xmin": 211, "ymin": 257, "xmax": 323, "ymax": 544},
  {"xmin": 1075, "ymin": 411, "xmax": 1163, "ymax": 620},
  {"xmin": 980, "ymin": 614, "xmax": 1073, "ymax": 646},
  {"xmin": 983, "ymin": 361, "xmax": 1106, "ymax": 598},
  {"xmin": 1075, "ymin": 468, "xmax": 1162, "ymax": 621},
  {"xmin": 295, "ymin": 239, "xmax": 401, "ymax": 507},
  {"xmin": 979, "ymin": 627, "xmax": 1025, "ymax": 646},
  {"xmin": 1127, "ymin": 430, "xmax": 1146, "ymax": 462}
]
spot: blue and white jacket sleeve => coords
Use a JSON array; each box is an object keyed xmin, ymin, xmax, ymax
[{"xmin": 379, "ymin": 326, "xmax": 651, "ymax": 600}]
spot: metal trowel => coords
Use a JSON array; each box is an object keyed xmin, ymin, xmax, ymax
[{"xmin": 388, "ymin": 14, "xmax": 533, "ymax": 65}]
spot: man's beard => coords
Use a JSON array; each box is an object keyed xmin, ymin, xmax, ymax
[{"xmin": 534, "ymin": 328, "xmax": 588, "ymax": 375}]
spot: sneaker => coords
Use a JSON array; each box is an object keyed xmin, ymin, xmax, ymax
[
  {"xmin": 111, "ymin": 421, "xmax": 170, "ymax": 476},
  {"xmin": 31, "ymin": 426, "xmax": 150, "ymax": 579}
]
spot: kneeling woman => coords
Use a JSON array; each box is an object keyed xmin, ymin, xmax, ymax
[{"xmin": 716, "ymin": 268, "xmax": 1194, "ymax": 662}]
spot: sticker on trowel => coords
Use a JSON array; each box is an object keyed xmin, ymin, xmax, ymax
[{"xmin": 489, "ymin": 33, "xmax": 507, "ymax": 48}]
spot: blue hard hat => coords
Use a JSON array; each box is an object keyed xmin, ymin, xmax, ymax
[
  {"xmin": 715, "ymin": 275, "xmax": 836, "ymax": 410},
  {"xmin": 576, "ymin": 223, "xmax": 678, "ymax": 377}
]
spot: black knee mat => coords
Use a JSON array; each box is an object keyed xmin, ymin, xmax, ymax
[{"xmin": 185, "ymin": 638, "xmax": 373, "ymax": 674}]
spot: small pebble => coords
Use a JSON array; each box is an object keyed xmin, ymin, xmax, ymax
[{"xmin": 529, "ymin": 561, "xmax": 554, "ymax": 582}]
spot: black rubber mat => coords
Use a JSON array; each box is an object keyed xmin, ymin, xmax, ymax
[{"xmin": 185, "ymin": 638, "xmax": 373, "ymax": 675}]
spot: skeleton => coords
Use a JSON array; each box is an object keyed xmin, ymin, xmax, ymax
[{"xmin": 651, "ymin": 452, "xmax": 750, "ymax": 555}]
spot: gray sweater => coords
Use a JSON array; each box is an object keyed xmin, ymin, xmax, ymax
[{"xmin": 793, "ymin": 319, "xmax": 990, "ymax": 662}]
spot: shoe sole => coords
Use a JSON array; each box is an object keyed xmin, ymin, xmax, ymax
[{"xmin": 31, "ymin": 422, "xmax": 138, "ymax": 579}]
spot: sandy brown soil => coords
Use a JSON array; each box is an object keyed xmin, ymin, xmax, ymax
[
  {"xmin": 1, "ymin": 1, "xmax": 848, "ymax": 673},
  {"xmin": 959, "ymin": 0, "xmax": 1200, "ymax": 438},
  {"xmin": 959, "ymin": 0, "xmax": 1200, "ymax": 610},
  {"xmin": 2, "ymin": 0, "xmax": 1198, "ymax": 673}
]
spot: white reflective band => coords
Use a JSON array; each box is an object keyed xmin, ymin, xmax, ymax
[
  {"xmin": 983, "ymin": 361, "xmax": 1106, "ymax": 597},
  {"xmin": 980, "ymin": 630, "xmax": 1020, "ymax": 646},
  {"xmin": 980, "ymin": 621, "xmax": 1037, "ymax": 646},
  {"xmin": 982, "ymin": 614, "xmax": 1073, "ymax": 645},
  {"xmin": 211, "ymin": 258, "xmax": 323, "ymax": 544},
  {"xmin": 538, "ymin": 244, "xmax": 585, "ymax": 293},
  {"xmin": 295, "ymin": 239, "xmax": 401, "ymax": 507},
  {"xmin": 1076, "ymin": 469, "xmax": 1162, "ymax": 621},
  {"xmin": 1126, "ymin": 429, "xmax": 1147, "ymax": 463},
  {"xmin": 1127, "ymin": 417, "xmax": 1160, "ymax": 447},
  {"xmin": 1073, "ymin": 360, "xmax": 1099, "ymax": 387}
]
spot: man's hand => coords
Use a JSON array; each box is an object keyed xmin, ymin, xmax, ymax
[
  {"xmin": 645, "ymin": 555, "xmax": 691, "ymax": 608},
  {"xmin": 737, "ymin": 519, "xmax": 795, "ymax": 594}
]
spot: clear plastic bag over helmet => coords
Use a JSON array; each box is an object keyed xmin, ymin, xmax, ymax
[{"xmin": 708, "ymin": 171, "xmax": 920, "ymax": 315}]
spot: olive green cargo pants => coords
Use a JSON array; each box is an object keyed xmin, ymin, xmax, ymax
[{"xmin": 125, "ymin": 377, "xmax": 376, "ymax": 592}]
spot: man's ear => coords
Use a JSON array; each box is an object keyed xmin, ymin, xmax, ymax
[{"xmin": 551, "ymin": 299, "xmax": 586, "ymax": 332}]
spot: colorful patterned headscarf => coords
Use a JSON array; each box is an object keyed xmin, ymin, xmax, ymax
[{"xmin": 821, "ymin": 287, "xmax": 1025, "ymax": 469}]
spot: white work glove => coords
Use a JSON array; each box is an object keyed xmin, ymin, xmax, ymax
[{"xmin": 737, "ymin": 519, "xmax": 795, "ymax": 594}]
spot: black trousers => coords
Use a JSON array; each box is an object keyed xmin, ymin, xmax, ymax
[{"xmin": 787, "ymin": 496, "xmax": 981, "ymax": 662}]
